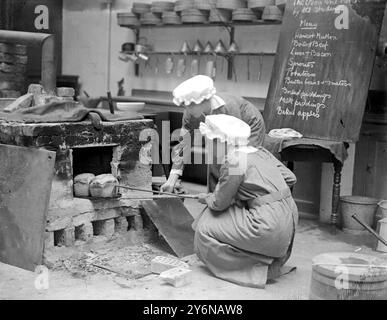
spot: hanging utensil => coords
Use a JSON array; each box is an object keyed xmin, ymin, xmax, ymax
[
  {"xmin": 215, "ymin": 40, "xmax": 227, "ymax": 73},
  {"xmin": 247, "ymin": 54, "xmax": 250, "ymax": 81},
  {"xmin": 205, "ymin": 60, "xmax": 215, "ymax": 79},
  {"xmin": 232, "ymin": 57, "xmax": 238, "ymax": 82},
  {"xmin": 228, "ymin": 42, "xmax": 239, "ymax": 82},
  {"xmin": 214, "ymin": 40, "xmax": 227, "ymax": 54},
  {"xmin": 165, "ymin": 52, "xmax": 174, "ymax": 74},
  {"xmin": 212, "ymin": 52, "xmax": 217, "ymax": 80},
  {"xmin": 204, "ymin": 41, "xmax": 214, "ymax": 65},
  {"xmin": 192, "ymin": 40, "xmax": 204, "ymax": 54},
  {"xmin": 180, "ymin": 41, "xmax": 191, "ymax": 54},
  {"xmin": 204, "ymin": 41, "xmax": 215, "ymax": 78},
  {"xmin": 176, "ymin": 56, "xmax": 186, "ymax": 78},
  {"xmin": 180, "ymin": 41, "xmax": 191, "ymax": 76},
  {"xmin": 155, "ymin": 55, "xmax": 159, "ymax": 75},
  {"xmin": 145, "ymin": 54, "xmax": 151, "ymax": 72},
  {"xmin": 228, "ymin": 41, "xmax": 239, "ymax": 54},
  {"xmin": 193, "ymin": 40, "xmax": 204, "ymax": 74},
  {"xmin": 258, "ymin": 53, "xmax": 264, "ymax": 81},
  {"xmin": 213, "ymin": 52, "xmax": 219, "ymax": 77},
  {"xmin": 204, "ymin": 41, "xmax": 214, "ymax": 54},
  {"xmin": 191, "ymin": 58, "xmax": 199, "ymax": 76}
]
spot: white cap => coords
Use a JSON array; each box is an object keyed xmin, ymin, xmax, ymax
[
  {"xmin": 199, "ymin": 114, "xmax": 251, "ymax": 146},
  {"xmin": 173, "ymin": 75, "xmax": 216, "ymax": 106}
]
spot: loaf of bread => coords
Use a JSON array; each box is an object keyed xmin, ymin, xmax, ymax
[
  {"xmin": 74, "ymin": 173, "xmax": 95, "ymax": 197},
  {"xmin": 89, "ymin": 174, "xmax": 118, "ymax": 198}
]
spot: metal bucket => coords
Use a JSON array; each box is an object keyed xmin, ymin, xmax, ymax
[
  {"xmin": 376, "ymin": 218, "xmax": 387, "ymax": 253},
  {"xmin": 340, "ymin": 196, "xmax": 379, "ymax": 233},
  {"xmin": 378, "ymin": 200, "xmax": 387, "ymax": 219}
]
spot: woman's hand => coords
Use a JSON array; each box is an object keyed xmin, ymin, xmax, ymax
[
  {"xmin": 197, "ymin": 193, "xmax": 208, "ymax": 205},
  {"xmin": 160, "ymin": 181, "xmax": 175, "ymax": 193},
  {"xmin": 160, "ymin": 173, "xmax": 179, "ymax": 193}
]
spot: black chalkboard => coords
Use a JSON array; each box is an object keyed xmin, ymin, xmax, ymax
[{"xmin": 264, "ymin": 0, "xmax": 386, "ymax": 143}]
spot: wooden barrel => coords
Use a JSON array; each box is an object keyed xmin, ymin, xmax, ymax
[{"xmin": 310, "ymin": 252, "xmax": 387, "ymax": 300}]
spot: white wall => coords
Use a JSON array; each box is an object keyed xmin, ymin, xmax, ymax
[
  {"xmin": 62, "ymin": 0, "xmax": 279, "ymax": 98},
  {"xmin": 63, "ymin": 0, "xmax": 135, "ymax": 96}
]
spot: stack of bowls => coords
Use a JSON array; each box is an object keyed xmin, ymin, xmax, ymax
[
  {"xmin": 247, "ymin": 0, "xmax": 274, "ymax": 11},
  {"xmin": 209, "ymin": 8, "xmax": 232, "ymax": 22},
  {"xmin": 232, "ymin": 8, "xmax": 258, "ymax": 21},
  {"xmin": 175, "ymin": 0, "xmax": 195, "ymax": 12},
  {"xmin": 151, "ymin": 1, "xmax": 175, "ymax": 13},
  {"xmin": 216, "ymin": 0, "xmax": 247, "ymax": 10},
  {"xmin": 140, "ymin": 12, "xmax": 163, "ymax": 25},
  {"xmin": 132, "ymin": 2, "xmax": 152, "ymax": 15},
  {"xmin": 194, "ymin": 0, "xmax": 217, "ymax": 11},
  {"xmin": 162, "ymin": 11, "xmax": 182, "ymax": 24},
  {"xmin": 262, "ymin": 5, "xmax": 283, "ymax": 21},
  {"xmin": 117, "ymin": 12, "xmax": 140, "ymax": 27},
  {"xmin": 181, "ymin": 8, "xmax": 209, "ymax": 23},
  {"xmin": 276, "ymin": 0, "xmax": 286, "ymax": 11}
]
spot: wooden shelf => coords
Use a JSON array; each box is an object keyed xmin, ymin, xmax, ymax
[
  {"xmin": 119, "ymin": 20, "xmax": 282, "ymax": 30},
  {"xmin": 120, "ymin": 19, "xmax": 282, "ymax": 79},
  {"xmin": 120, "ymin": 51, "xmax": 276, "ymax": 56}
]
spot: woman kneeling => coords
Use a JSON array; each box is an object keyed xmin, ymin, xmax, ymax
[{"xmin": 194, "ymin": 114, "xmax": 299, "ymax": 288}]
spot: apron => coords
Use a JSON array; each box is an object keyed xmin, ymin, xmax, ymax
[{"xmin": 194, "ymin": 187, "xmax": 297, "ymax": 287}]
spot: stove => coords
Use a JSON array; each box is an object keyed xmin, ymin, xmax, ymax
[{"xmin": 0, "ymin": 118, "xmax": 154, "ymax": 250}]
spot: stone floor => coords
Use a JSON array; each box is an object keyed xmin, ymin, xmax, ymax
[{"xmin": 0, "ymin": 182, "xmax": 386, "ymax": 300}]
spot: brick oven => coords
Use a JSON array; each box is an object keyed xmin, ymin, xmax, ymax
[{"xmin": 0, "ymin": 117, "xmax": 154, "ymax": 252}]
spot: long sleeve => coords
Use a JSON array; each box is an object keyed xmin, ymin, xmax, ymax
[
  {"xmin": 170, "ymin": 111, "xmax": 195, "ymax": 176},
  {"xmin": 261, "ymin": 148, "xmax": 297, "ymax": 187},
  {"xmin": 241, "ymin": 101, "xmax": 266, "ymax": 148},
  {"xmin": 205, "ymin": 158, "xmax": 245, "ymax": 212}
]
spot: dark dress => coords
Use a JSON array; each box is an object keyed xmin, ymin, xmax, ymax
[{"xmin": 171, "ymin": 93, "xmax": 266, "ymax": 191}]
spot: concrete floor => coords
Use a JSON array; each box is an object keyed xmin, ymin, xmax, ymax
[{"xmin": 0, "ymin": 182, "xmax": 386, "ymax": 300}]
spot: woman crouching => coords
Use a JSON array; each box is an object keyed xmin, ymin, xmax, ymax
[{"xmin": 194, "ymin": 114, "xmax": 299, "ymax": 288}]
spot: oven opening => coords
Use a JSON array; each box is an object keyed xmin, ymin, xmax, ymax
[
  {"xmin": 72, "ymin": 146, "xmax": 114, "ymax": 177},
  {"xmin": 72, "ymin": 146, "xmax": 114, "ymax": 198}
]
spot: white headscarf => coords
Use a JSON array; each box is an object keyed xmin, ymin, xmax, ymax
[
  {"xmin": 173, "ymin": 75, "xmax": 216, "ymax": 106},
  {"xmin": 199, "ymin": 114, "xmax": 251, "ymax": 146}
]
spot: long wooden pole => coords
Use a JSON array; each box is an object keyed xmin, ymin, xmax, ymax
[
  {"xmin": 116, "ymin": 185, "xmax": 199, "ymax": 199},
  {"xmin": 352, "ymin": 214, "xmax": 387, "ymax": 247}
]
